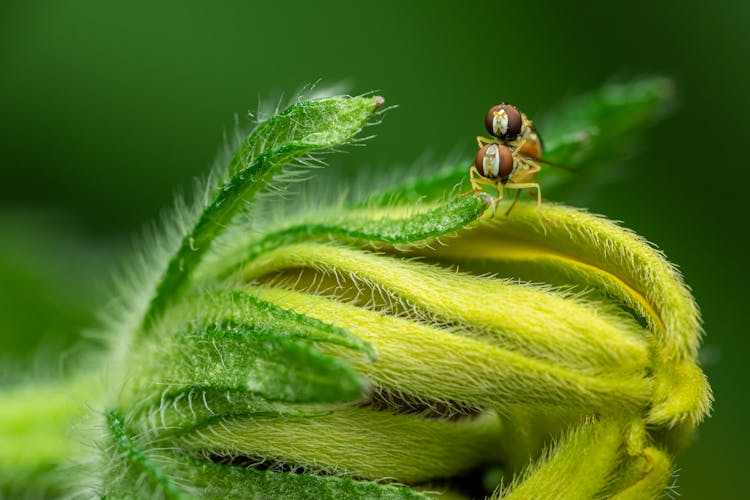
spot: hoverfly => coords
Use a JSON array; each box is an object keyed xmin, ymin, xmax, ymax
[{"xmin": 468, "ymin": 103, "xmax": 573, "ymax": 216}]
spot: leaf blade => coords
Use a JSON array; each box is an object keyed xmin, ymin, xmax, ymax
[{"xmin": 143, "ymin": 96, "xmax": 385, "ymax": 330}]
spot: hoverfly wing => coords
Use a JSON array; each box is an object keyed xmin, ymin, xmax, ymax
[{"xmin": 518, "ymin": 153, "xmax": 579, "ymax": 173}]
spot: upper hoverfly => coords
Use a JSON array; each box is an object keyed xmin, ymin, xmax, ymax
[{"xmin": 468, "ymin": 103, "xmax": 573, "ymax": 216}]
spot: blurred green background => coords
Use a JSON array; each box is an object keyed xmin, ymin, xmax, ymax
[{"xmin": 0, "ymin": 1, "xmax": 746, "ymax": 497}]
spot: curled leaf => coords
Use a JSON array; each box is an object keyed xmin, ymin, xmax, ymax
[
  {"xmin": 144, "ymin": 96, "xmax": 385, "ymax": 329},
  {"xmin": 178, "ymin": 409, "xmax": 504, "ymax": 484},
  {"xmin": 496, "ymin": 418, "xmax": 625, "ymax": 500}
]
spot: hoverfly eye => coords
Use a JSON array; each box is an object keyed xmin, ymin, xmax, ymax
[
  {"xmin": 485, "ymin": 104, "xmax": 523, "ymax": 141},
  {"xmin": 474, "ymin": 145, "xmax": 492, "ymax": 177},
  {"xmin": 475, "ymin": 144, "xmax": 514, "ymax": 179},
  {"xmin": 496, "ymin": 144, "xmax": 515, "ymax": 178}
]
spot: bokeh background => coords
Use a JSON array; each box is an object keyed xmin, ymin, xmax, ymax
[{"xmin": 1, "ymin": 1, "xmax": 746, "ymax": 497}]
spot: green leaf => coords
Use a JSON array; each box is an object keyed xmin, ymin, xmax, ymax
[
  {"xmin": 169, "ymin": 327, "xmax": 365, "ymax": 403},
  {"xmin": 538, "ymin": 77, "xmax": 674, "ymax": 200},
  {"xmin": 106, "ymin": 409, "xmax": 183, "ymax": 499},
  {"xmin": 134, "ymin": 389, "xmax": 318, "ymax": 438},
  {"xmin": 123, "ymin": 325, "xmax": 366, "ymax": 423},
  {"xmin": 178, "ymin": 460, "xmax": 429, "ymax": 499},
  {"xmin": 204, "ymin": 194, "xmax": 489, "ymax": 279},
  {"xmin": 609, "ymin": 447, "xmax": 673, "ymax": 500},
  {"xmin": 178, "ymin": 408, "xmax": 504, "ymax": 485},
  {"xmin": 105, "ymin": 410, "xmax": 429, "ymax": 499},
  {"xmin": 498, "ymin": 418, "xmax": 625, "ymax": 500},
  {"xmin": 361, "ymin": 161, "xmax": 475, "ymax": 206},
  {"xmin": 195, "ymin": 290, "xmax": 374, "ymax": 358},
  {"xmin": 143, "ymin": 95, "xmax": 385, "ymax": 330}
]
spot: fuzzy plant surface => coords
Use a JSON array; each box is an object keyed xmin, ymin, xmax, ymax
[{"xmin": 0, "ymin": 78, "xmax": 711, "ymax": 499}]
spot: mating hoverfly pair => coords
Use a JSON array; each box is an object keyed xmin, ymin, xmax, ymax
[{"xmin": 467, "ymin": 103, "xmax": 572, "ymax": 216}]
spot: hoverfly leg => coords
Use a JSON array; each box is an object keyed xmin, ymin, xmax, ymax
[
  {"xmin": 505, "ymin": 190, "xmax": 522, "ymax": 216},
  {"xmin": 523, "ymin": 158, "xmax": 542, "ymax": 175},
  {"xmin": 505, "ymin": 182, "xmax": 553, "ymax": 223},
  {"xmin": 476, "ymin": 136, "xmax": 496, "ymax": 149},
  {"xmin": 490, "ymin": 181, "xmax": 504, "ymax": 217},
  {"xmin": 460, "ymin": 166, "xmax": 492, "ymax": 197},
  {"xmin": 469, "ymin": 166, "xmax": 483, "ymax": 194}
]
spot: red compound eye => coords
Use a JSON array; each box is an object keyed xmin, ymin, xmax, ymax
[{"xmin": 484, "ymin": 104, "xmax": 523, "ymax": 141}]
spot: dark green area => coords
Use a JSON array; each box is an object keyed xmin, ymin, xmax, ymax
[
  {"xmin": 0, "ymin": 210, "xmax": 109, "ymax": 379},
  {"xmin": 0, "ymin": 1, "xmax": 746, "ymax": 497}
]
